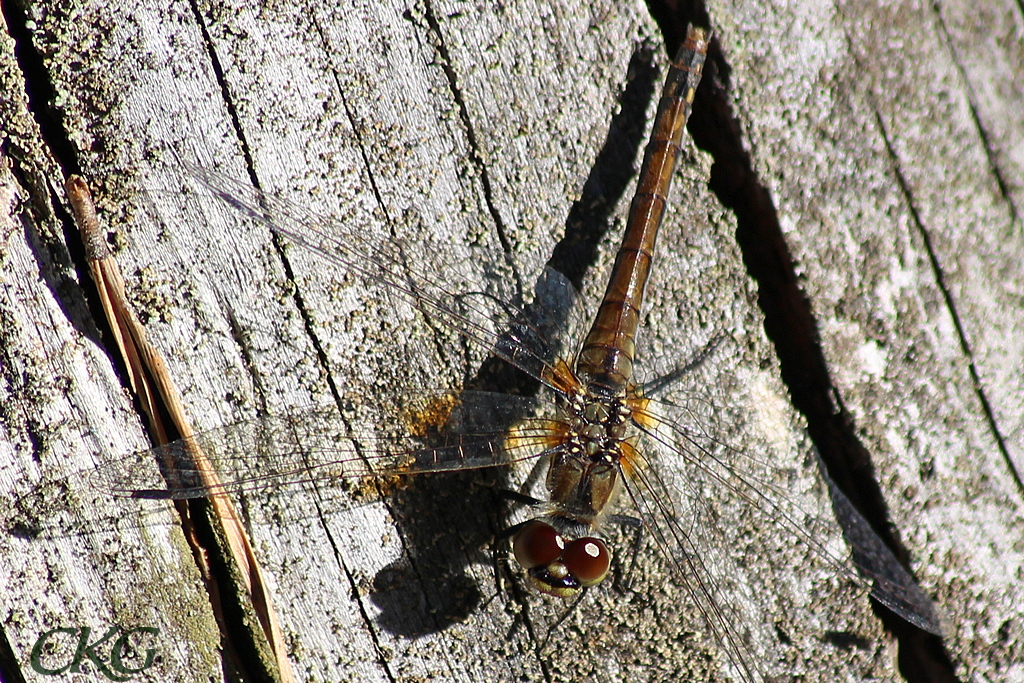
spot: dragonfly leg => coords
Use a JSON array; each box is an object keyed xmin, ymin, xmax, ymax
[
  {"xmin": 541, "ymin": 588, "xmax": 590, "ymax": 650},
  {"xmin": 488, "ymin": 517, "xmax": 538, "ymax": 599},
  {"xmin": 518, "ymin": 450, "xmax": 550, "ymax": 498},
  {"xmin": 496, "ymin": 488, "xmax": 545, "ymax": 510},
  {"xmin": 639, "ymin": 334, "xmax": 727, "ymax": 398}
]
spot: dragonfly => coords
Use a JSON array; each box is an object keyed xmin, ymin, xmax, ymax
[{"xmin": 95, "ymin": 25, "xmax": 939, "ymax": 682}]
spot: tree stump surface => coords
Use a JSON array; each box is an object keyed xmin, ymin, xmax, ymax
[{"xmin": 1, "ymin": 0, "xmax": 1020, "ymax": 681}]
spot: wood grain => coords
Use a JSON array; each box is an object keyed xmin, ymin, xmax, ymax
[{"xmin": 1, "ymin": 0, "xmax": 1020, "ymax": 681}]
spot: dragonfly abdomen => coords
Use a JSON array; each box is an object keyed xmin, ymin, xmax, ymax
[{"xmin": 576, "ymin": 30, "xmax": 709, "ymax": 395}]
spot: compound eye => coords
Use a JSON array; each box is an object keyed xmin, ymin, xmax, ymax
[
  {"xmin": 562, "ymin": 537, "xmax": 610, "ymax": 587},
  {"xmin": 512, "ymin": 521, "xmax": 564, "ymax": 569}
]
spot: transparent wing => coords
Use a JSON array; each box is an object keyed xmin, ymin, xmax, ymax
[
  {"xmin": 620, "ymin": 410, "xmax": 764, "ymax": 683},
  {"xmin": 89, "ymin": 391, "xmax": 561, "ymax": 500},
  {"xmin": 816, "ymin": 455, "xmax": 944, "ymax": 635},
  {"xmin": 622, "ymin": 389, "xmax": 942, "ymax": 682},
  {"xmin": 182, "ymin": 163, "xmax": 578, "ymax": 390},
  {"xmin": 136, "ymin": 162, "xmax": 942, "ymax": 681}
]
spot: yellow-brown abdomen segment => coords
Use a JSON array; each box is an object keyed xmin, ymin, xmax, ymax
[{"xmin": 577, "ymin": 28, "xmax": 709, "ymax": 393}]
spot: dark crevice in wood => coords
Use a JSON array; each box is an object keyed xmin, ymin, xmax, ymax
[
  {"xmin": 0, "ymin": 606, "xmax": 28, "ymax": 683},
  {"xmin": 645, "ymin": 0, "xmax": 713, "ymax": 57},
  {"xmin": 418, "ymin": 0, "xmax": 522, "ymax": 301},
  {"xmin": 309, "ymin": 25, "xmax": 508, "ymax": 657},
  {"xmin": 1, "ymin": 0, "xmax": 80, "ymax": 178},
  {"xmin": 301, "ymin": 17, "xmax": 505, "ymax": 655},
  {"xmin": 2, "ymin": 145, "xmax": 110, "ymax": 361},
  {"xmin": 0, "ymin": 6, "xmax": 114, "ymax": 362},
  {"xmin": 647, "ymin": 1, "xmax": 960, "ymax": 681},
  {"xmin": 222, "ymin": 309, "xmax": 273, "ymax": 421},
  {"xmin": 931, "ymin": 1, "xmax": 1021, "ymax": 227},
  {"xmin": 925, "ymin": 10, "xmax": 1024, "ymax": 498},
  {"xmin": 188, "ymin": 0, "xmax": 339, "ymax": 415},
  {"xmin": 174, "ymin": 6, "xmax": 305, "ymax": 683},
  {"xmin": 339, "ymin": 551, "xmax": 400, "ymax": 683},
  {"xmin": 190, "ymin": 25, "xmax": 371, "ymax": 669},
  {"xmin": 961, "ymin": 93, "xmax": 1021, "ymax": 225},
  {"xmin": 185, "ymin": 500, "xmax": 282, "ymax": 683},
  {"xmin": 185, "ymin": 0, "xmax": 256, "ymax": 186}
]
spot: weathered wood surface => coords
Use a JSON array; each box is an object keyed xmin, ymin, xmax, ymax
[
  {"xmin": 704, "ymin": 2, "xmax": 1024, "ymax": 681},
  {"xmin": 0, "ymin": 0, "xmax": 1020, "ymax": 682}
]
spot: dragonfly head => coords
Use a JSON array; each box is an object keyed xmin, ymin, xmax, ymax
[{"xmin": 512, "ymin": 520, "xmax": 610, "ymax": 597}]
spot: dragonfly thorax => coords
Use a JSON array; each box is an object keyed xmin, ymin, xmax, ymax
[
  {"xmin": 568, "ymin": 389, "xmax": 635, "ymax": 453},
  {"xmin": 542, "ymin": 389, "xmax": 637, "ymax": 525}
]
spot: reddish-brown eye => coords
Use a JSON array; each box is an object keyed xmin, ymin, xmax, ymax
[
  {"xmin": 512, "ymin": 521, "xmax": 564, "ymax": 569},
  {"xmin": 562, "ymin": 537, "xmax": 610, "ymax": 587}
]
